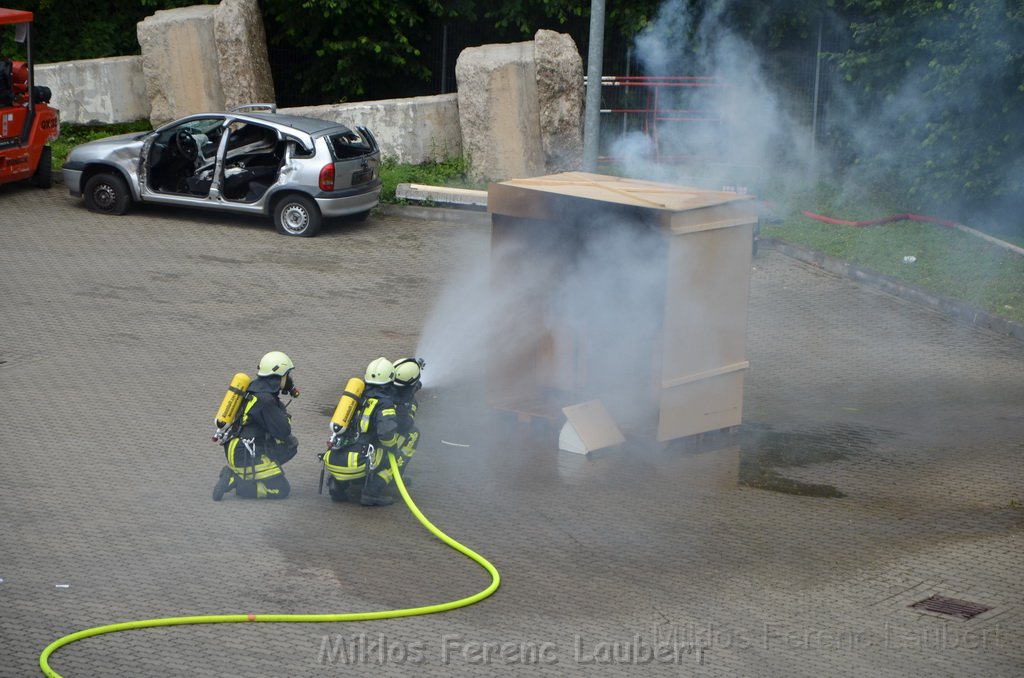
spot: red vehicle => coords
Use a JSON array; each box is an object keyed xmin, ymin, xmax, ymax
[{"xmin": 0, "ymin": 7, "xmax": 58, "ymax": 188}]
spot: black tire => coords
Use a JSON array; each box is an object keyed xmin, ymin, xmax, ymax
[
  {"xmin": 273, "ymin": 194, "xmax": 321, "ymax": 237},
  {"xmin": 83, "ymin": 172, "xmax": 131, "ymax": 215},
  {"xmin": 30, "ymin": 146, "xmax": 52, "ymax": 189}
]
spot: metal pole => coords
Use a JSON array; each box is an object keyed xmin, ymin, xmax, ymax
[
  {"xmin": 622, "ymin": 46, "xmax": 631, "ymax": 136},
  {"xmin": 441, "ymin": 24, "xmax": 449, "ymax": 94},
  {"xmin": 582, "ymin": 0, "xmax": 606, "ymax": 172},
  {"xmin": 810, "ymin": 14, "xmax": 823, "ymax": 163},
  {"xmin": 25, "ymin": 20, "xmax": 35, "ymax": 118}
]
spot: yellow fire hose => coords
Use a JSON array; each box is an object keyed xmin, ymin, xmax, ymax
[{"xmin": 39, "ymin": 453, "xmax": 500, "ymax": 677}]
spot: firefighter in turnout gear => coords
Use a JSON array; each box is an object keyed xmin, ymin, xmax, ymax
[
  {"xmin": 213, "ymin": 351, "xmax": 300, "ymax": 500},
  {"xmin": 322, "ymin": 357, "xmax": 402, "ymax": 506},
  {"xmin": 391, "ymin": 357, "xmax": 424, "ymax": 483}
]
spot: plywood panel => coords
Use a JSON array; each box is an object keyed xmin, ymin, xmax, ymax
[
  {"xmin": 657, "ymin": 371, "xmax": 745, "ymax": 442},
  {"xmin": 492, "ymin": 172, "xmax": 754, "ymax": 214},
  {"xmin": 487, "ymin": 172, "xmax": 756, "ymax": 442},
  {"xmin": 661, "ymin": 223, "xmax": 754, "ymax": 379}
]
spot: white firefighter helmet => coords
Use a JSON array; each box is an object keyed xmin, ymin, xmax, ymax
[
  {"xmin": 364, "ymin": 356, "xmax": 395, "ymax": 385},
  {"xmin": 257, "ymin": 351, "xmax": 294, "ymax": 377}
]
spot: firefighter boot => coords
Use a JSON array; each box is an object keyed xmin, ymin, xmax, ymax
[
  {"xmin": 360, "ymin": 473, "xmax": 395, "ymax": 507},
  {"xmin": 212, "ymin": 466, "xmax": 237, "ymax": 501},
  {"xmin": 327, "ymin": 477, "xmax": 351, "ymax": 502}
]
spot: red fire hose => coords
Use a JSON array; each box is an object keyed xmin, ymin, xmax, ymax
[
  {"xmin": 795, "ymin": 210, "xmax": 1024, "ymax": 256},
  {"xmin": 800, "ymin": 211, "xmax": 958, "ymax": 229}
]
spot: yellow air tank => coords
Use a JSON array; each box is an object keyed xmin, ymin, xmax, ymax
[
  {"xmin": 215, "ymin": 372, "xmax": 252, "ymax": 429},
  {"xmin": 330, "ymin": 377, "xmax": 366, "ymax": 434}
]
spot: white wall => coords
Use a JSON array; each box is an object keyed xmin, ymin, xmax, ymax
[
  {"xmin": 38, "ymin": 56, "xmax": 151, "ymax": 126},
  {"xmin": 38, "ymin": 55, "xmax": 461, "ymax": 165}
]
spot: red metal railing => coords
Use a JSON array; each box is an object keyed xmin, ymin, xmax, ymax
[{"xmin": 591, "ymin": 75, "xmax": 731, "ymax": 165}]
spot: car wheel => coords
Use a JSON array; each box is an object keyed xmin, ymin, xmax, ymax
[
  {"xmin": 273, "ymin": 194, "xmax": 321, "ymax": 237},
  {"xmin": 83, "ymin": 172, "xmax": 131, "ymax": 215},
  {"xmin": 30, "ymin": 146, "xmax": 52, "ymax": 189}
]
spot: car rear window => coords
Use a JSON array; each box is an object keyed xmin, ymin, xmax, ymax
[{"xmin": 328, "ymin": 129, "xmax": 374, "ymax": 160}]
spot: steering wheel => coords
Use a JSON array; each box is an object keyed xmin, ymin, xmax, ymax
[{"xmin": 174, "ymin": 129, "xmax": 199, "ymax": 162}]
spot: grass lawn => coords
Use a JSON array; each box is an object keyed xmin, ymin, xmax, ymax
[{"xmin": 760, "ymin": 183, "xmax": 1024, "ymax": 325}]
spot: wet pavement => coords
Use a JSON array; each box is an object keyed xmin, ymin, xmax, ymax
[{"xmin": 1, "ymin": 183, "xmax": 1022, "ymax": 677}]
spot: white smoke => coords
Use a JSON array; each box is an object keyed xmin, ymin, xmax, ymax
[
  {"xmin": 544, "ymin": 218, "xmax": 666, "ymax": 425},
  {"xmin": 415, "ymin": 210, "xmax": 670, "ymax": 433},
  {"xmin": 618, "ymin": 0, "xmax": 816, "ymax": 194},
  {"xmin": 413, "ymin": 253, "xmax": 493, "ymax": 389},
  {"xmin": 414, "ymin": 233, "xmax": 559, "ymax": 391}
]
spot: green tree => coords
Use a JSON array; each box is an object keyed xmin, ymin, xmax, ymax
[
  {"xmin": 261, "ymin": 0, "xmax": 476, "ymax": 103},
  {"xmin": 260, "ymin": 0, "xmax": 672, "ymax": 103},
  {"xmin": 2, "ymin": 0, "xmax": 212, "ymax": 62},
  {"xmin": 482, "ymin": 0, "xmax": 584, "ymax": 35},
  {"xmin": 464, "ymin": 0, "xmax": 665, "ymax": 47},
  {"xmin": 832, "ymin": 0, "xmax": 1024, "ymax": 226}
]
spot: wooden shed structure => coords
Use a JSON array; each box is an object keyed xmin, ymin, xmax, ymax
[{"xmin": 486, "ymin": 171, "xmax": 757, "ymax": 443}]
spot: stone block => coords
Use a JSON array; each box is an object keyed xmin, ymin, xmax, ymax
[
  {"xmin": 213, "ymin": 0, "xmax": 275, "ymax": 110},
  {"xmin": 534, "ymin": 29, "xmax": 584, "ymax": 173},
  {"xmin": 137, "ymin": 5, "xmax": 224, "ymax": 126},
  {"xmin": 284, "ymin": 94, "xmax": 461, "ymax": 165},
  {"xmin": 37, "ymin": 56, "xmax": 150, "ymax": 125},
  {"xmin": 455, "ymin": 41, "xmax": 544, "ymax": 183}
]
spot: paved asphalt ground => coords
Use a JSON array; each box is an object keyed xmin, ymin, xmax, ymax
[{"xmin": 1, "ymin": 183, "xmax": 1022, "ymax": 677}]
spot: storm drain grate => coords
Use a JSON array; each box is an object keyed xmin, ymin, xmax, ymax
[{"xmin": 910, "ymin": 595, "xmax": 991, "ymax": 620}]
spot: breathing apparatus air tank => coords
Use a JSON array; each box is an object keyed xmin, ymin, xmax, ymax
[
  {"xmin": 213, "ymin": 372, "xmax": 252, "ymax": 442},
  {"xmin": 328, "ymin": 377, "xmax": 365, "ymax": 447}
]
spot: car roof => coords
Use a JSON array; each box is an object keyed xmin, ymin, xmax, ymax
[{"xmin": 241, "ymin": 112, "xmax": 352, "ymax": 136}]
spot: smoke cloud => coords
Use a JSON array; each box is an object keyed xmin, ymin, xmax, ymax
[
  {"xmin": 614, "ymin": 0, "xmax": 816, "ymax": 196},
  {"xmin": 617, "ymin": 0, "xmax": 1022, "ymax": 231},
  {"xmin": 416, "ymin": 211, "xmax": 669, "ymax": 433},
  {"xmin": 415, "ymin": 0, "xmax": 1019, "ymax": 439}
]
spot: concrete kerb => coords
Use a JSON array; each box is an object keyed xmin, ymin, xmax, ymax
[
  {"xmin": 763, "ymin": 237, "xmax": 1024, "ymax": 342},
  {"xmin": 377, "ymin": 202, "xmax": 490, "ymax": 226}
]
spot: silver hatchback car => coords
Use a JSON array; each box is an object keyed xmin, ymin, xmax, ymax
[{"xmin": 61, "ymin": 104, "xmax": 381, "ymax": 237}]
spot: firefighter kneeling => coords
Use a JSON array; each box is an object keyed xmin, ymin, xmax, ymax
[
  {"xmin": 323, "ymin": 356, "xmax": 421, "ymax": 506},
  {"xmin": 391, "ymin": 357, "xmax": 424, "ymax": 484},
  {"xmin": 213, "ymin": 351, "xmax": 300, "ymax": 500}
]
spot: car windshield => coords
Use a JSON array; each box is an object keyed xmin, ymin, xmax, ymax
[{"xmin": 184, "ymin": 118, "xmax": 225, "ymax": 136}]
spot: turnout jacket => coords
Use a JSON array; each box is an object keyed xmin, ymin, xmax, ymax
[
  {"xmin": 393, "ymin": 385, "xmax": 418, "ymax": 434},
  {"xmin": 238, "ymin": 375, "xmax": 293, "ymax": 447},
  {"xmin": 356, "ymin": 384, "xmax": 401, "ymax": 451}
]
